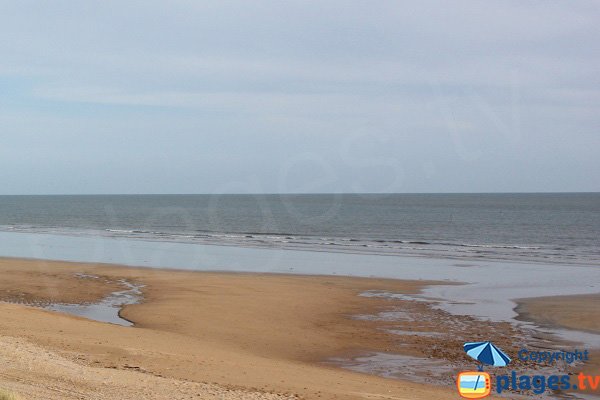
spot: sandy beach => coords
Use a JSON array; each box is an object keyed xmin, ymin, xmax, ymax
[
  {"xmin": 0, "ymin": 257, "xmax": 461, "ymax": 400},
  {"xmin": 1, "ymin": 257, "xmax": 599, "ymax": 399}
]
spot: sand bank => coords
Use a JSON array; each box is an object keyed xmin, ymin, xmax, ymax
[
  {"xmin": 516, "ymin": 294, "xmax": 600, "ymax": 335},
  {"xmin": 516, "ymin": 295, "xmax": 600, "ymax": 395}
]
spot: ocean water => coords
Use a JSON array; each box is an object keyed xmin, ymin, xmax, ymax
[{"xmin": 0, "ymin": 193, "xmax": 598, "ymax": 265}]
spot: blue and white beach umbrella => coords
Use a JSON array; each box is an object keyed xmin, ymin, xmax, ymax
[{"xmin": 463, "ymin": 341, "xmax": 511, "ymax": 367}]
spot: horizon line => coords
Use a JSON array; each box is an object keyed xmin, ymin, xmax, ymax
[{"xmin": 0, "ymin": 191, "xmax": 598, "ymax": 196}]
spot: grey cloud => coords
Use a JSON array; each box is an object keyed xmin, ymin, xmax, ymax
[{"xmin": 0, "ymin": 1, "xmax": 598, "ymax": 194}]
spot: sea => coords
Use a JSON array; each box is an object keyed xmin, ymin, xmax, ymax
[{"xmin": 0, "ymin": 193, "xmax": 598, "ymax": 265}]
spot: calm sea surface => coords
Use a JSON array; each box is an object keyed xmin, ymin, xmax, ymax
[{"xmin": 0, "ymin": 193, "xmax": 598, "ymax": 265}]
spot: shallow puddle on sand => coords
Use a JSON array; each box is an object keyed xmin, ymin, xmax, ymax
[
  {"xmin": 384, "ymin": 328, "xmax": 444, "ymax": 337},
  {"xmin": 328, "ymin": 352, "xmax": 459, "ymax": 386},
  {"xmin": 44, "ymin": 275, "xmax": 143, "ymax": 327}
]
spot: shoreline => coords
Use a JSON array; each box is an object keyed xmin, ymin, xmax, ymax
[
  {"xmin": 3, "ymin": 230, "xmax": 600, "ymax": 325},
  {"xmin": 2, "ymin": 227, "xmax": 600, "ymax": 267}
]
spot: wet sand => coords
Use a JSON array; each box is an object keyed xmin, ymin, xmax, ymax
[
  {"xmin": 517, "ymin": 294, "xmax": 600, "ymax": 397},
  {"xmin": 516, "ymin": 294, "xmax": 600, "ymax": 335},
  {"xmin": 0, "ymin": 257, "xmax": 457, "ymax": 400}
]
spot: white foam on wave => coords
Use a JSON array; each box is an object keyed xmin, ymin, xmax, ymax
[{"xmin": 0, "ymin": 224, "xmax": 597, "ymax": 266}]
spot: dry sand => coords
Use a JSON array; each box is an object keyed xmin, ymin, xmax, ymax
[{"xmin": 0, "ymin": 257, "xmax": 458, "ymax": 400}]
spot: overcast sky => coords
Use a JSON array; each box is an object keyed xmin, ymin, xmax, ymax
[{"xmin": 0, "ymin": 1, "xmax": 598, "ymax": 194}]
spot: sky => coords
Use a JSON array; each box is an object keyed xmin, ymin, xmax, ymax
[{"xmin": 0, "ymin": 1, "xmax": 598, "ymax": 194}]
